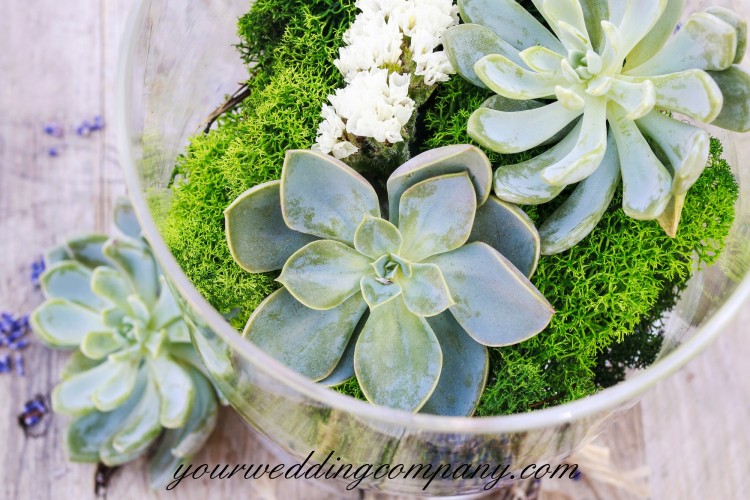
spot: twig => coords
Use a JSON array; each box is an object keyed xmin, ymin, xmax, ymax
[{"xmin": 202, "ymin": 83, "xmax": 253, "ymax": 133}]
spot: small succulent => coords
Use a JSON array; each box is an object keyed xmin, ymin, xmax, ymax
[
  {"xmin": 444, "ymin": 0, "xmax": 750, "ymax": 254},
  {"xmin": 31, "ymin": 199, "xmax": 219, "ymax": 489},
  {"xmin": 225, "ymin": 146, "xmax": 554, "ymax": 414}
]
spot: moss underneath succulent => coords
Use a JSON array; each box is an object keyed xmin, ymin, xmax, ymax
[{"xmin": 162, "ymin": 0, "xmax": 739, "ymax": 415}]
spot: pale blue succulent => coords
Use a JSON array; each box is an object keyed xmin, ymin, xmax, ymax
[
  {"xmin": 225, "ymin": 146, "xmax": 554, "ymax": 414},
  {"xmin": 31, "ymin": 199, "xmax": 219, "ymax": 489},
  {"xmin": 444, "ymin": 0, "xmax": 750, "ymax": 254}
]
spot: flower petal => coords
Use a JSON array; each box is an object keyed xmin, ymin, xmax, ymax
[
  {"xmin": 245, "ymin": 289, "xmax": 367, "ymax": 381},
  {"xmin": 354, "ymin": 215, "xmax": 402, "ymax": 259},
  {"xmin": 469, "ymin": 196, "xmax": 541, "ymax": 278},
  {"xmin": 278, "ymin": 240, "xmax": 371, "ymax": 310},
  {"xmin": 475, "ymin": 54, "xmax": 560, "ymax": 100},
  {"xmin": 66, "ymin": 234, "xmax": 110, "ymax": 269},
  {"xmin": 626, "ymin": 13, "xmax": 738, "ymax": 76},
  {"xmin": 398, "ymin": 173, "xmax": 476, "ymax": 262},
  {"xmin": 387, "ymin": 145, "xmax": 492, "ymax": 226},
  {"xmin": 225, "ymin": 181, "xmax": 318, "ymax": 273},
  {"xmin": 400, "ymin": 263, "xmax": 455, "ymax": 317},
  {"xmin": 493, "ymin": 122, "xmax": 580, "ymax": 205},
  {"xmin": 460, "ymin": 0, "xmax": 565, "ymax": 53},
  {"xmin": 31, "ymin": 298, "xmax": 110, "ymax": 348},
  {"xmin": 625, "ymin": 0, "xmax": 686, "ymax": 70},
  {"xmin": 319, "ymin": 312, "xmax": 368, "ymax": 388},
  {"xmin": 40, "ymin": 261, "xmax": 108, "ymax": 311},
  {"xmin": 636, "ymin": 111, "xmax": 711, "ymax": 195},
  {"xmin": 361, "ymin": 275, "xmax": 402, "ymax": 309},
  {"xmin": 149, "ymin": 354, "xmax": 195, "ymax": 429},
  {"xmin": 103, "ymin": 238, "xmax": 160, "ymax": 306},
  {"xmin": 539, "ymin": 133, "xmax": 621, "ymax": 255},
  {"xmin": 420, "ymin": 311, "xmax": 488, "ymax": 417},
  {"xmin": 280, "ymin": 150, "xmax": 379, "ymax": 244},
  {"xmin": 541, "ymin": 96, "xmax": 609, "ymax": 186},
  {"xmin": 427, "ymin": 242, "xmax": 554, "ymax": 346},
  {"xmin": 114, "ymin": 197, "xmax": 141, "ymax": 238},
  {"xmin": 709, "ymin": 65, "xmax": 750, "ymax": 132},
  {"xmin": 469, "ymin": 101, "xmax": 582, "ymax": 154},
  {"xmin": 609, "ymin": 105, "xmax": 672, "ymax": 220},
  {"xmin": 443, "ymin": 24, "xmax": 524, "ymax": 89},
  {"xmin": 354, "ymin": 297, "xmax": 442, "ymax": 412}
]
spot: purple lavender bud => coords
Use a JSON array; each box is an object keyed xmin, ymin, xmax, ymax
[
  {"xmin": 91, "ymin": 115, "xmax": 105, "ymax": 131},
  {"xmin": 0, "ymin": 354, "xmax": 9, "ymax": 373},
  {"xmin": 76, "ymin": 122, "xmax": 93, "ymax": 137},
  {"xmin": 10, "ymin": 339, "xmax": 29, "ymax": 350},
  {"xmin": 15, "ymin": 355, "xmax": 24, "ymax": 376},
  {"xmin": 22, "ymin": 414, "xmax": 40, "ymax": 427},
  {"xmin": 48, "ymin": 147, "xmax": 60, "ymax": 157},
  {"xmin": 43, "ymin": 122, "xmax": 64, "ymax": 138},
  {"xmin": 30, "ymin": 258, "xmax": 45, "ymax": 287},
  {"xmin": 0, "ymin": 313, "xmax": 13, "ymax": 334}
]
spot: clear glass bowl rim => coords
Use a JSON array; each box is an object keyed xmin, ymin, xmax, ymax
[{"xmin": 116, "ymin": 0, "xmax": 750, "ymax": 434}]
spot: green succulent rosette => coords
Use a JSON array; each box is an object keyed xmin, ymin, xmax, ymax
[
  {"xmin": 30, "ymin": 199, "xmax": 219, "ymax": 489},
  {"xmin": 444, "ymin": 0, "xmax": 750, "ymax": 254},
  {"xmin": 225, "ymin": 145, "xmax": 554, "ymax": 415}
]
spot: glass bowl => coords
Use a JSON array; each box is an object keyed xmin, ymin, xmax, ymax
[{"xmin": 117, "ymin": 0, "xmax": 750, "ymax": 495}]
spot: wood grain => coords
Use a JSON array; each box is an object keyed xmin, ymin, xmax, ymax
[{"xmin": 0, "ymin": 1, "xmax": 748, "ymax": 499}]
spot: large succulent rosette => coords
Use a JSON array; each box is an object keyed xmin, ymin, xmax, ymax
[
  {"xmin": 444, "ymin": 0, "xmax": 750, "ymax": 253},
  {"xmin": 225, "ymin": 146, "xmax": 554, "ymax": 414}
]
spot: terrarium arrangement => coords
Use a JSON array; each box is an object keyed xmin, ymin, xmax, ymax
[
  {"xmin": 160, "ymin": 0, "xmax": 746, "ymax": 417},
  {"xmin": 31, "ymin": 199, "xmax": 221, "ymax": 488}
]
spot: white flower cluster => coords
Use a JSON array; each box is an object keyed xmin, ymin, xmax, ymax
[{"xmin": 313, "ymin": 0, "xmax": 458, "ymax": 159}]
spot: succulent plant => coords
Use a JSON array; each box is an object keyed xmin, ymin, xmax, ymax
[
  {"xmin": 225, "ymin": 146, "xmax": 554, "ymax": 414},
  {"xmin": 30, "ymin": 199, "xmax": 219, "ymax": 489},
  {"xmin": 444, "ymin": 0, "xmax": 750, "ymax": 254}
]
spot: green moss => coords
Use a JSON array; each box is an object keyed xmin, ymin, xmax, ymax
[
  {"xmin": 162, "ymin": 0, "xmax": 357, "ymax": 321},
  {"xmin": 164, "ymin": 0, "xmax": 739, "ymax": 416}
]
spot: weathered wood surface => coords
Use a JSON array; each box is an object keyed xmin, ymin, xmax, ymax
[{"xmin": 0, "ymin": 1, "xmax": 748, "ymax": 499}]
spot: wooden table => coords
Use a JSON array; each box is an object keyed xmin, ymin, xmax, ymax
[{"xmin": 1, "ymin": 1, "xmax": 748, "ymax": 498}]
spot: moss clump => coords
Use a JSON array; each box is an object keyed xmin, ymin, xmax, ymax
[{"xmin": 163, "ymin": 0, "xmax": 739, "ymax": 415}]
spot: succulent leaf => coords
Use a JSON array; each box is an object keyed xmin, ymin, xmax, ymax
[
  {"xmin": 66, "ymin": 376, "xmax": 145, "ymax": 462},
  {"xmin": 709, "ymin": 65, "xmax": 750, "ymax": 133},
  {"xmin": 387, "ymin": 145, "xmax": 493, "ymax": 225},
  {"xmin": 459, "ymin": 0, "xmax": 565, "ymax": 53},
  {"xmin": 151, "ymin": 277, "xmax": 183, "ymax": 330},
  {"xmin": 625, "ymin": 0, "xmax": 686, "ymax": 69},
  {"xmin": 31, "ymin": 298, "xmax": 109, "ymax": 348},
  {"xmin": 428, "ymin": 242, "xmax": 554, "ymax": 346},
  {"xmin": 319, "ymin": 312, "xmax": 368, "ymax": 388},
  {"xmin": 81, "ymin": 330, "xmax": 127, "ymax": 360},
  {"xmin": 539, "ymin": 134, "xmax": 621, "ymax": 255},
  {"xmin": 468, "ymin": 102, "xmax": 582, "ymax": 154},
  {"xmin": 66, "ymin": 234, "xmax": 110, "ymax": 269},
  {"xmin": 609, "ymin": 104, "xmax": 672, "ymax": 220},
  {"xmin": 354, "ymin": 297, "xmax": 442, "ymax": 412},
  {"xmin": 475, "ymin": 54, "xmax": 559, "ymax": 100},
  {"xmin": 62, "ymin": 350, "xmax": 104, "ymax": 380},
  {"xmin": 149, "ymin": 355, "xmax": 195, "ymax": 429},
  {"xmin": 40, "ymin": 261, "xmax": 108, "ymax": 311},
  {"xmin": 578, "ymin": 0, "xmax": 610, "ymax": 50},
  {"xmin": 626, "ymin": 13, "xmax": 737, "ymax": 76},
  {"xmin": 420, "ymin": 312, "xmax": 489, "ymax": 417},
  {"xmin": 443, "ymin": 24, "xmax": 524, "ymax": 89},
  {"xmin": 398, "ymin": 173, "xmax": 477, "ymax": 262},
  {"xmin": 245, "ymin": 289, "xmax": 367, "ymax": 381},
  {"xmin": 706, "ymin": 6, "xmax": 747, "ymax": 64},
  {"xmin": 613, "ymin": 0, "xmax": 668, "ymax": 57},
  {"xmin": 90, "ymin": 266, "xmax": 133, "ymax": 313},
  {"xmin": 280, "ymin": 150, "xmax": 380, "ymax": 243},
  {"xmin": 400, "ymin": 263, "xmax": 455, "ymax": 317},
  {"xmin": 52, "ymin": 360, "xmax": 122, "ymax": 415},
  {"xmin": 629, "ymin": 69, "xmax": 723, "ymax": 123},
  {"xmin": 493, "ymin": 123, "xmax": 580, "ymax": 205},
  {"xmin": 93, "ymin": 360, "xmax": 140, "ymax": 412},
  {"xmin": 278, "ymin": 240, "xmax": 372, "ymax": 310},
  {"xmin": 103, "ymin": 238, "xmax": 160, "ymax": 305},
  {"xmin": 110, "ymin": 377, "xmax": 162, "ymax": 456},
  {"xmin": 225, "ymin": 181, "xmax": 318, "ymax": 273},
  {"xmin": 469, "ymin": 196, "xmax": 541, "ymax": 277},
  {"xmin": 114, "ymin": 197, "xmax": 142, "ymax": 238},
  {"xmin": 360, "ymin": 275, "xmax": 403, "ymax": 309},
  {"xmin": 354, "ymin": 215, "xmax": 402, "ymax": 259}
]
